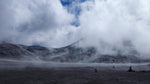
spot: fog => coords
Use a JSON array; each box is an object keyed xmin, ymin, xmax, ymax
[
  {"xmin": 0, "ymin": 58, "xmax": 149, "ymax": 71},
  {"xmin": 0, "ymin": 0, "xmax": 150, "ymax": 58}
]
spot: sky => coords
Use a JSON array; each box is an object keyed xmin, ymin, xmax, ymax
[{"xmin": 0, "ymin": 0, "xmax": 150, "ymax": 57}]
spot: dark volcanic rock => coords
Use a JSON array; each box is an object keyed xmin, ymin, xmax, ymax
[
  {"xmin": 91, "ymin": 55, "xmax": 144, "ymax": 63},
  {"xmin": 26, "ymin": 45, "xmax": 51, "ymax": 56}
]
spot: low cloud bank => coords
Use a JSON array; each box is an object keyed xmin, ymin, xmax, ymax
[{"xmin": 0, "ymin": 0, "xmax": 150, "ymax": 58}]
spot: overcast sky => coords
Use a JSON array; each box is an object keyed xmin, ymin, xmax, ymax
[{"xmin": 0, "ymin": 0, "xmax": 150, "ymax": 57}]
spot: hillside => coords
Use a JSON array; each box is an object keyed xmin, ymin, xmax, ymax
[{"xmin": 0, "ymin": 42, "xmax": 149, "ymax": 63}]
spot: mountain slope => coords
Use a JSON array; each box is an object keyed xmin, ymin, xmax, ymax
[
  {"xmin": 0, "ymin": 42, "xmax": 33, "ymax": 59},
  {"xmin": 0, "ymin": 42, "xmax": 149, "ymax": 63}
]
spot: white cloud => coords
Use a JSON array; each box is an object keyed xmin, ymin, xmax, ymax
[
  {"xmin": 0, "ymin": 0, "xmax": 78, "ymax": 47},
  {"xmin": 78, "ymin": 0, "xmax": 150, "ymax": 57},
  {"xmin": 0, "ymin": 0, "xmax": 150, "ymax": 57}
]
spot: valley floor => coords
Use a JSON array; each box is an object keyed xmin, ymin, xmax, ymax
[
  {"xmin": 0, "ymin": 67, "xmax": 150, "ymax": 84},
  {"xmin": 0, "ymin": 60, "xmax": 150, "ymax": 84}
]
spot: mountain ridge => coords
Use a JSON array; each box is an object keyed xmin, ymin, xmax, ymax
[{"xmin": 0, "ymin": 42, "xmax": 149, "ymax": 63}]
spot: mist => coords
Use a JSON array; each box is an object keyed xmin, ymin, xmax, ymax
[
  {"xmin": 0, "ymin": 0, "xmax": 150, "ymax": 58},
  {"xmin": 77, "ymin": 0, "xmax": 150, "ymax": 58}
]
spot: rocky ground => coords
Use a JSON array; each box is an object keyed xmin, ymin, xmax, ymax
[
  {"xmin": 0, "ymin": 60, "xmax": 150, "ymax": 84},
  {"xmin": 0, "ymin": 67, "xmax": 150, "ymax": 84}
]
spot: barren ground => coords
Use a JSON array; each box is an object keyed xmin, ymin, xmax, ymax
[{"xmin": 0, "ymin": 60, "xmax": 150, "ymax": 84}]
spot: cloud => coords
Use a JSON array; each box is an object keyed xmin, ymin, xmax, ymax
[
  {"xmin": 77, "ymin": 0, "xmax": 150, "ymax": 57},
  {"xmin": 0, "ymin": 0, "xmax": 78, "ymax": 47},
  {"xmin": 0, "ymin": 0, "xmax": 150, "ymax": 58}
]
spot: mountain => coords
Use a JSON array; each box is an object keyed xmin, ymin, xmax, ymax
[
  {"xmin": 0, "ymin": 42, "xmax": 149, "ymax": 63},
  {"xmin": 20, "ymin": 45, "xmax": 51, "ymax": 57},
  {"xmin": 0, "ymin": 42, "xmax": 33, "ymax": 59}
]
